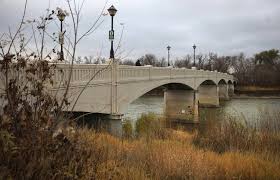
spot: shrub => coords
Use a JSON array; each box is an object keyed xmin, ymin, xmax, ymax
[
  {"xmin": 135, "ymin": 113, "xmax": 169, "ymax": 139},
  {"xmin": 122, "ymin": 119, "xmax": 133, "ymax": 139}
]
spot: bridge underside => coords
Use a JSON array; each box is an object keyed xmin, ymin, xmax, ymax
[
  {"xmin": 164, "ymin": 89, "xmax": 199, "ymax": 122},
  {"xmin": 198, "ymin": 80, "xmax": 220, "ymax": 108},
  {"xmin": 61, "ymin": 80, "xmax": 234, "ymax": 123}
]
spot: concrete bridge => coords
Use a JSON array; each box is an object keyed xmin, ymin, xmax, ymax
[{"xmin": 53, "ymin": 62, "xmax": 235, "ymax": 122}]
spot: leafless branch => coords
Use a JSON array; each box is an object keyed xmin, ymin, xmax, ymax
[
  {"xmin": 31, "ymin": 24, "xmax": 40, "ymax": 56},
  {"xmin": 115, "ymin": 23, "xmax": 125, "ymax": 54},
  {"xmin": 76, "ymin": 0, "xmax": 108, "ymax": 44},
  {"xmin": 7, "ymin": 0, "xmax": 28, "ymax": 54}
]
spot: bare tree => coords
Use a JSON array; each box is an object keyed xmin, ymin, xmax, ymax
[
  {"xmin": 0, "ymin": 0, "xmax": 114, "ymax": 137},
  {"xmin": 121, "ymin": 59, "xmax": 134, "ymax": 66},
  {"xmin": 138, "ymin": 54, "xmax": 158, "ymax": 66},
  {"xmin": 157, "ymin": 57, "xmax": 167, "ymax": 67},
  {"xmin": 174, "ymin": 55, "xmax": 192, "ymax": 68},
  {"xmin": 84, "ymin": 56, "xmax": 93, "ymax": 64}
]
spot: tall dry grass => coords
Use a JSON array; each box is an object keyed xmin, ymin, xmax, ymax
[
  {"xmin": 193, "ymin": 111, "xmax": 280, "ymax": 157},
  {"xmin": 1, "ymin": 112, "xmax": 280, "ymax": 179},
  {"xmin": 1, "ymin": 128, "xmax": 280, "ymax": 179}
]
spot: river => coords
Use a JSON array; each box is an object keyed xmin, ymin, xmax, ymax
[{"xmin": 123, "ymin": 96, "xmax": 280, "ymax": 128}]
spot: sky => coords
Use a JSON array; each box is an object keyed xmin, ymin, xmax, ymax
[{"xmin": 0, "ymin": 0, "xmax": 280, "ymax": 60}]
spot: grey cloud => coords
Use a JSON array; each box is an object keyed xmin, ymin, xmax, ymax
[{"xmin": 0, "ymin": 0, "xmax": 279, "ymax": 59}]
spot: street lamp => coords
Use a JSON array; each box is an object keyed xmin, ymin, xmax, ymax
[
  {"xmin": 192, "ymin": 44, "xmax": 196, "ymax": 67},
  {"xmin": 57, "ymin": 9, "xmax": 66, "ymax": 61},
  {"xmin": 167, "ymin": 45, "xmax": 171, "ymax": 66},
  {"xmin": 108, "ymin": 5, "xmax": 117, "ymax": 59}
]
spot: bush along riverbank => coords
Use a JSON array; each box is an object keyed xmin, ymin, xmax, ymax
[
  {"xmin": 1, "ymin": 112, "xmax": 280, "ymax": 179},
  {"xmin": 235, "ymin": 85, "xmax": 280, "ymax": 96}
]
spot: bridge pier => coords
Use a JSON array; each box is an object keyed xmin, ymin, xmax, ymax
[
  {"xmin": 164, "ymin": 90, "xmax": 199, "ymax": 123},
  {"xmin": 106, "ymin": 114, "xmax": 123, "ymax": 137},
  {"xmin": 219, "ymin": 84, "xmax": 229, "ymax": 101},
  {"xmin": 198, "ymin": 84, "xmax": 219, "ymax": 107},
  {"xmin": 228, "ymin": 84, "xmax": 235, "ymax": 97}
]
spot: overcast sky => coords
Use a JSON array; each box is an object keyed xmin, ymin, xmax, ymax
[{"xmin": 0, "ymin": 0, "xmax": 280, "ymax": 60}]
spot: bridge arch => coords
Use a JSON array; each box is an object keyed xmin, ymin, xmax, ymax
[
  {"xmin": 118, "ymin": 81, "xmax": 195, "ymax": 114},
  {"xmin": 195, "ymin": 79, "xmax": 216, "ymax": 89},
  {"xmin": 218, "ymin": 79, "xmax": 227, "ymax": 84},
  {"xmin": 199, "ymin": 79, "xmax": 217, "ymax": 86},
  {"xmin": 197, "ymin": 79, "xmax": 219, "ymax": 107}
]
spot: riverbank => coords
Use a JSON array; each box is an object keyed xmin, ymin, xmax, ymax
[{"xmin": 235, "ymin": 85, "xmax": 280, "ymax": 95}]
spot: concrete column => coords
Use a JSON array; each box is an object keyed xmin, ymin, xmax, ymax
[
  {"xmin": 164, "ymin": 90, "xmax": 199, "ymax": 123},
  {"xmin": 193, "ymin": 90, "xmax": 199, "ymax": 122},
  {"xmin": 219, "ymin": 84, "xmax": 229, "ymax": 101},
  {"xmin": 111, "ymin": 59, "xmax": 118, "ymax": 114},
  {"xmin": 228, "ymin": 84, "xmax": 235, "ymax": 97},
  {"xmin": 105, "ymin": 114, "xmax": 123, "ymax": 137},
  {"xmin": 198, "ymin": 85, "xmax": 219, "ymax": 107},
  {"xmin": 109, "ymin": 60, "xmax": 123, "ymax": 137}
]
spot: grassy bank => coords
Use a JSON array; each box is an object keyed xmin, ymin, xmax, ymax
[
  {"xmin": 235, "ymin": 85, "xmax": 280, "ymax": 95},
  {"xmin": 1, "ymin": 113, "xmax": 280, "ymax": 179}
]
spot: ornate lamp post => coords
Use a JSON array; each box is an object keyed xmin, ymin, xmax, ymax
[
  {"xmin": 108, "ymin": 5, "xmax": 117, "ymax": 59},
  {"xmin": 192, "ymin": 44, "xmax": 197, "ymax": 67},
  {"xmin": 57, "ymin": 9, "xmax": 66, "ymax": 61},
  {"xmin": 167, "ymin": 45, "xmax": 171, "ymax": 66}
]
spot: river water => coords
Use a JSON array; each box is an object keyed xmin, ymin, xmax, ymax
[{"xmin": 123, "ymin": 96, "xmax": 280, "ymax": 127}]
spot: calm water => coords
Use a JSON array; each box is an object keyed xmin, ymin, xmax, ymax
[{"xmin": 124, "ymin": 96, "xmax": 280, "ymax": 126}]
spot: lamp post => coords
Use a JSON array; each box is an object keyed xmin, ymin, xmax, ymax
[
  {"xmin": 108, "ymin": 5, "xmax": 117, "ymax": 59},
  {"xmin": 167, "ymin": 45, "xmax": 171, "ymax": 66},
  {"xmin": 57, "ymin": 9, "xmax": 66, "ymax": 61},
  {"xmin": 192, "ymin": 44, "xmax": 196, "ymax": 67}
]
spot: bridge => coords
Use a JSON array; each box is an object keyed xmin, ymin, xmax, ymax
[{"xmin": 53, "ymin": 61, "xmax": 235, "ymax": 122}]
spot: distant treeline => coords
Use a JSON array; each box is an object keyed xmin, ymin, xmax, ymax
[{"xmin": 120, "ymin": 49, "xmax": 280, "ymax": 86}]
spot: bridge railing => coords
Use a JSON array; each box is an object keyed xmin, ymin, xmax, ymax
[
  {"xmin": 54, "ymin": 64, "xmax": 111, "ymax": 87},
  {"xmin": 52, "ymin": 64, "xmax": 233, "ymax": 86},
  {"xmin": 118, "ymin": 66, "xmax": 150, "ymax": 81},
  {"xmin": 118, "ymin": 65, "xmax": 232, "ymax": 82}
]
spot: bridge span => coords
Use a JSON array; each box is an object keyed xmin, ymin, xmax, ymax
[{"xmin": 53, "ymin": 62, "xmax": 235, "ymax": 122}]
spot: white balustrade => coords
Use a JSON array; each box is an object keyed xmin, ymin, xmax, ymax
[{"xmin": 52, "ymin": 64, "xmax": 234, "ymax": 88}]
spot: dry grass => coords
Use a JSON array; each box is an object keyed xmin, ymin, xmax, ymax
[
  {"xmin": 194, "ymin": 113, "xmax": 280, "ymax": 157},
  {"xmin": 1, "ymin": 112, "xmax": 280, "ymax": 179},
  {"xmin": 75, "ymin": 129, "xmax": 280, "ymax": 179}
]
